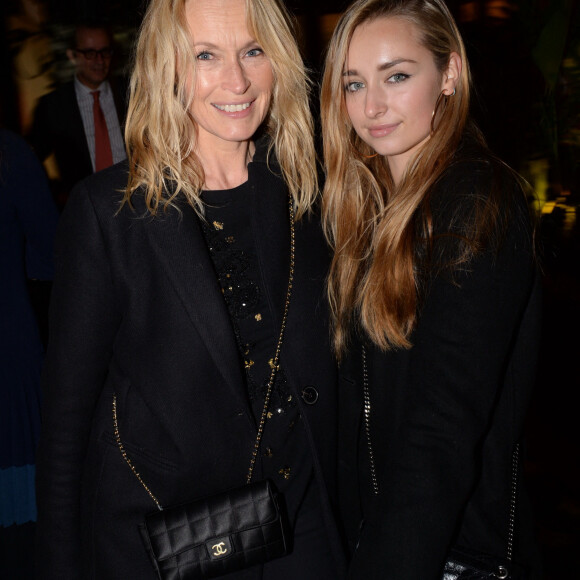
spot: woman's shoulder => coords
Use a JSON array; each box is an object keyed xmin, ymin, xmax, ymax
[
  {"xmin": 0, "ymin": 128, "xmax": 30, "ymax": 157},
  {"xmin": 70, "ymin": 160, "xmax": 130, "ymax": 206},
  {"xmin": 436, "ymin": 142, "xmax": 518, "ymax": 200},
  {"xmin": 0, "ymin": 129, "xmax": 48, "ymax": 188},
  {"xmin": 66, "ymin": 160, "xmax": 169, "ymax": 222},
  {"xmin": 423, "ymin": 137, "xmax": 535, "ymax": 272},
  {"xmin": 60, "ymin": 161, "xmax": 158, "ymax": 235},
  {"xmin": 431, "ymin": 139, "xmax": 529, "ymax": 227}
]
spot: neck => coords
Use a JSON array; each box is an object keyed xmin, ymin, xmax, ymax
[
  {"xmin": 388, "ymin": 158, "xmax": 405, "ymax": 187},
  {"xmin": 197, "ymin": 140, "xmax": 254, "ymax": 191}
]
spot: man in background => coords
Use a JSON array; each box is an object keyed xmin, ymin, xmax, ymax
[{"xmin": 29, "ymin": 20, "xmax": 127, "ymax": 209}]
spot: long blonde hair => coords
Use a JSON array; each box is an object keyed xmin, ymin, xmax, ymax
[
  {"xmin": 124, "ymin": 0, "xmax": 317, "ymax": 218},
  {"xmin": 321, "ymin": 0, "xmax": 475, "ymax": 354}
]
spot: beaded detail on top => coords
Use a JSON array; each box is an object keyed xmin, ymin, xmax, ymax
[{"xmin": 200, "ymin": 192, "xmax": 296, "ymax": 416}]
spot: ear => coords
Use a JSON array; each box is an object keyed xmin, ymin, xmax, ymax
[
  {"xmin": 66, "ymin": 48, "xmax": 76, "ymax": 65},
  {"xmin": 442, "ymin": 52, "xmax": 462, "ymax": 96}
]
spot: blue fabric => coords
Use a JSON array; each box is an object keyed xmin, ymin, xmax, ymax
[
  {"xmin": 0, "ymin": 129, "xmax": 58, "ymax": 527},
  {"xmin": 0, "ymin": 465, "xmax": 37, "ymax": 526}
]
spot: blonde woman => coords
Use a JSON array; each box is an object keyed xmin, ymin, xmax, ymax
[
  {"xmin": 35, "ymin": 0, "xmax": 346, "ymax": 578},
  {"xmin": 321, "ymin": 0, "xmax": 541, "ymax": 578}
]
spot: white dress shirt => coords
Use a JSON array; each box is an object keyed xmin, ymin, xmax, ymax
[{"xmin": 74, "ymin": 76, "xmax": 126, "ymax": 171}]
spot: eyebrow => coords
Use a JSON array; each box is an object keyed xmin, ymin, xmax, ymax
[
  {"xmin": 192, "ymin": 40, "xmax": 259, "ymax": 50},
  {"xmin": 343, "ymin": 58, "xmax": 417, "ymax": 76}
]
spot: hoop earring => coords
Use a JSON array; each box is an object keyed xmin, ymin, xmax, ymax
[{"xmin": 363, "ymin": 152, "xmax": 379, "ymax": 158}]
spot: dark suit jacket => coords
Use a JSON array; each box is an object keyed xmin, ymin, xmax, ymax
[
  {"xmin": 35, "ymin": 144, "xmax": 345, "ymax": 579},
  {"xmin": 28, "ymin": 80, "xmax": 127, "ymax": 204},
  {"xmin": 338, "ymin": 151, "xmax": 542, "ymax": 579}
]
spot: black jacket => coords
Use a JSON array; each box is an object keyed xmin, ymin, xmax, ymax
[
  {"xmin": 338, "ymin": 152, "xmax": 542, "ymax": 579},
  {"xmin": 28, "ymin": 80, "xmax": 127, "ymax": 203},
  {"xmin": 36, "ymin": 142, "xmax": 345, "ymax": 579}
]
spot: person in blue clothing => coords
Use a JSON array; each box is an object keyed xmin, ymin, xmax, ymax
[{"xmin": 0, "ymin": 128, "xmax": 59, "ymax": 578}]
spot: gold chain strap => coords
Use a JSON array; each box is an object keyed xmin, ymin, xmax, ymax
[
  {"xmin": 246, "ymin": 193, "xmax": 295, "ymax": 484},
  {"xmin": 113, "ymin": 192, "xmax": 296, "ymax": 508},
  {"xmin": 112, "ymin": 394, "xmax": 162, "ymax": 510}
]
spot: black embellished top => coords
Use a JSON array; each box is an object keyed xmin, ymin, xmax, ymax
[
  {"xmin": 200, "ymin": 181, "xmax": 296, "ymax": 418},
  {"xmin": 200, "ymin": 179, "xmax": 312, "ymax": 500}
]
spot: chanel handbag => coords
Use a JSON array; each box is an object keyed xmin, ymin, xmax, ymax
[
  {"xmin": 361, "ymin": 347, "xmax": 526, "ymax": 580},
  {"xmin": 112, "ymin": 195, "xmax": 297, "ymax": 579},
  {"xmin": 137, "ymin": 479, "xmax": 289, "ymax": 579}
]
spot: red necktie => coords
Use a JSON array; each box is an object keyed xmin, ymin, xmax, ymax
[{"xmin": 92, "ymin": 90, "xmax": 113, "ymax": 171}]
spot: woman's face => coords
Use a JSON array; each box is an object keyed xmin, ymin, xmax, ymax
[
  {"xmin": 343, "ymin": 16, "xmax": 452, "ymax": 182},
  {"xmin": 185, "ymin": 0, "xmax": 274, "ymax": 154}
]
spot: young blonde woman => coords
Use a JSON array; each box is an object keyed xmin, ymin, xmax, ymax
[
  {"xmin": 321, "ymin": 0, "xmax": 541, "ymax": 578},
  {"xmin": 35, "ymin": 0, "xmax": 346, "ymax": 578}
]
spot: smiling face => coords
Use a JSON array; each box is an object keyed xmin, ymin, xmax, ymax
[
  {"xmin": 184, "ymin": 0, "xmax": 274, "ymax": 156},
  {"xmin": 344, "ymin": 16, "xmax": 456, "ymax": 183}
]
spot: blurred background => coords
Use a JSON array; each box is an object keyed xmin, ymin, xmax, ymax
[{"xmin": 1, "ymin": 1, "xmax": 579, "ymax": 578}]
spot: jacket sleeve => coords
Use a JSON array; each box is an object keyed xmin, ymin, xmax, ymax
[
  {"xmin": 35, "ymin": 181, "xmax": 121, "ymax": 579},
  {"xmin": 348, "ymin": 181, "xmax": 538, "ymax": 579}
]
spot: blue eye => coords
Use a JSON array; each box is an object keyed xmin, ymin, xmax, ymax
[
  {"xmin": 388, "ymin": 73, "xmax": 409, "ymax": 83},
  {"xmin": 246, "ymin": 47, "xmax": 264, "ymax": 57},
  {"xmin": 196, "ymin": 51, "xmax": 212, "ymax": 60},
  {"xmin": 345, "ymin": 81, "xmax": 365, "ymax": 93}
]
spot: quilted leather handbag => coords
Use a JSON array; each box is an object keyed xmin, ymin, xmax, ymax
[{"xmin": 138, "ymin": 479, "xmax": 289, "ymax": 579}]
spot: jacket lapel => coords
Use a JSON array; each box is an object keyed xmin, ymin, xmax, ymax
[
  {"xmin": 144, "ymin": 200, "xmax": 246, "ymax": 405},
  {"xmin": 249, "ymin": 161, "xmax": 290, "ymax": 332},
  {"xmin": 249, "ymin": 156, "xmax": 329, "ymax": 383}
]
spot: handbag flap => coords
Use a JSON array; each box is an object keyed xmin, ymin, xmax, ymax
[{"xmin": 144, "ymin": 479, "xmax": 281, "ymax": 562}]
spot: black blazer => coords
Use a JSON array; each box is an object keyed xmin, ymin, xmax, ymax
[
  {"xmin": 36, "ymin": 145, "xmax": 345, "ymax": 579},
  {"xmin": 28, "ymin": 80, "xmax": 127, "ymax": 201},
  {"xmin": 338, "ymin": 153, "xmax": 542, "ymax": 579}
]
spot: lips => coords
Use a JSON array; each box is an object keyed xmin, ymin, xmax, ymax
[
  {"xmin": 213, "ymin": 102, "xmax": 252, "ymax": 112},
  {"xmin": 368, "ymin": 123, "xmax": 399, "ymax": 138}
]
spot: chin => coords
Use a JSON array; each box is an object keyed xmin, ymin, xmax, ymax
[{"xmin": 365, "ymin": 144, "xmax": 389, "ymax": 156}]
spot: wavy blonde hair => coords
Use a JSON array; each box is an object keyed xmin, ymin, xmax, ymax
[
  {"xmin": 124, "ymin": 0, "xmax": 317, "ymax": 218},
  {"xmin": 321, "ymin": 0, "xmax": 474, "ymax": 354}
]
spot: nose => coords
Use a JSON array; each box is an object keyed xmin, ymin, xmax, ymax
[
  {"xmin": 364, "ymin": 84, "xmax": 387, "ymax": 118},
  {"xmin": 223, "ymin": 58, "xmax": 250, "ymax": 94}
]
